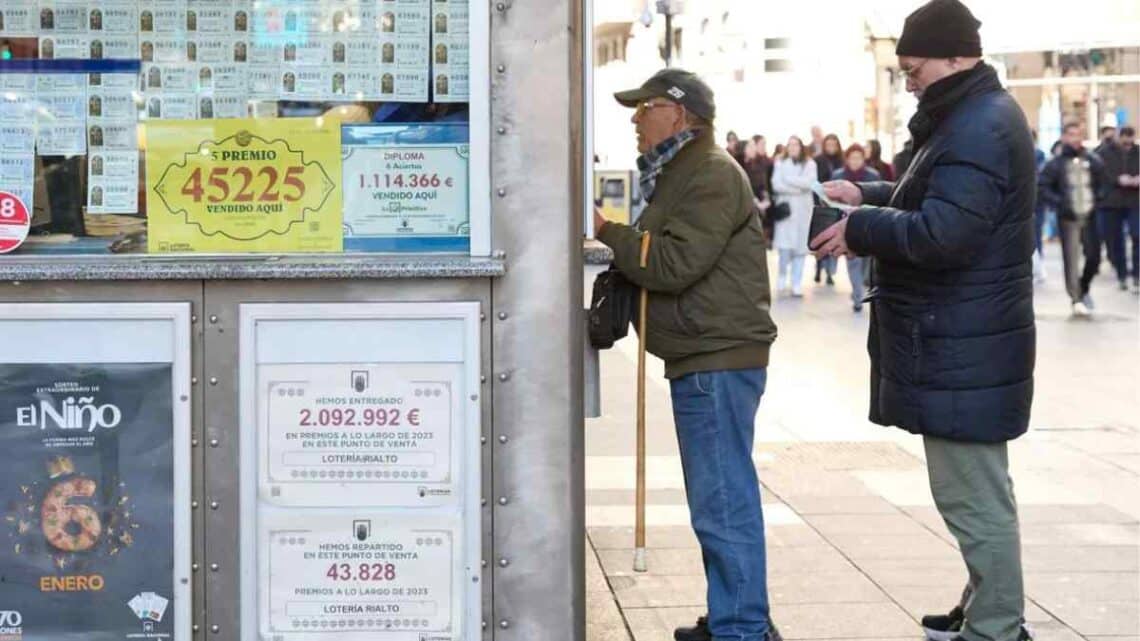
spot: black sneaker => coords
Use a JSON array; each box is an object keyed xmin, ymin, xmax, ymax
[
  {"xmin": 921, "ymin": 606, "xmax": 964, "ymax": 641},
  {"xmin": 922, "ymin": 606, "xmax": 1033, "ymax": 641},
  {"xmin": 673, "ymin": 615, "xmax": 782, "ymax": 641}
]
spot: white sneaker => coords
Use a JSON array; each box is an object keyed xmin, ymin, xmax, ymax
[{"xmin": 1071, "ymin": 301, "xmax": 1092, "ymax": 318}]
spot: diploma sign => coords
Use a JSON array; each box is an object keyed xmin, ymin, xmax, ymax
[
  {"xmin": 259, "ymin": 363, "xmax": 461, "ymax": 507},
  {"xmin": 263, "ymin": 513, "xmax": 459, "ymax": 640},
  {"xmin": 341, "ymin": 123, "xmax": 470, "ymax": 252}
]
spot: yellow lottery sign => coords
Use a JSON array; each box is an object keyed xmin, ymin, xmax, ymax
[{"xmin": 146, "ymin": 118, "xmax": 342, "ymax": 253}]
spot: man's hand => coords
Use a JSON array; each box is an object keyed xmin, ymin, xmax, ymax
[
  {"xmin": 823, "ymin": 180, "xmax": 863, "ymax": 206},
  {"xmin": 593, "ymin": 207, "xmax": 608, "ymax": 235},
  {"xmin": 810, "ymin": 216, "xmax": 853, "ymax": 259}
]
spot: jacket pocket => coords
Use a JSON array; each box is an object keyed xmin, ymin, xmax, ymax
[
  {"xmin": 676, "ymin": 295, "xmax": 701, "ymax": 335},
  {"xmin": 676, "ymin": 278, "xmax": 721, "ymax": 336}
]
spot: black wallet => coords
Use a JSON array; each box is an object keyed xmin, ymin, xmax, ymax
[{"xmin": 808, "ymin": 206, "xmax": 844, "ymax": 250}]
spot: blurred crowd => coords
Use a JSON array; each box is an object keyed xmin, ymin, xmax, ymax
[{"xmin": 723, "ymin": 122, "xmax": 1139, "ymax": 316}]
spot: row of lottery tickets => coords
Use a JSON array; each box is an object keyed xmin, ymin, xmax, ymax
[{"xmin": 0, "ymin": 0, "xmax": 468, "ymax": 216}]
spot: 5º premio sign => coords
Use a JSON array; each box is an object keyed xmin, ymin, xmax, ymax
[{"xmin": 146, "ymin": 118, "xmax": 343, "ymax": 253}]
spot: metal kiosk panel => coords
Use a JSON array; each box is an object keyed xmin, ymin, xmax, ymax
[
  {"xmin": 0, "ymin": 303, "xmax": 193, "ymax": 641},
  {"xmin": 239, "ymin": 303, "xmax": 482, "ymax": 641}
]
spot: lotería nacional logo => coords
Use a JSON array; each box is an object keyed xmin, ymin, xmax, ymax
[{"xmin": 0, "ymin": 610, "xmax": 23, "ymax": 641}]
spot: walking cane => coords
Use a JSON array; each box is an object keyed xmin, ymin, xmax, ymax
[{"xmin": 634, "ymin": 232, "xmax": 650, "ymax": 573}]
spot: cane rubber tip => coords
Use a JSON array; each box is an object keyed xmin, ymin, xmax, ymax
[{"xmin": 633, "ymin": 548, "xmax": 648, "ymax": 572}]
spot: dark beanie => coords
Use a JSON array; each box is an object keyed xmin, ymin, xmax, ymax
[{"xmin": 896, "ymin": 0, "xmax": 983, "ymax": 58}]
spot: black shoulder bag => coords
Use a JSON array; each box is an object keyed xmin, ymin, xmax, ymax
[{"xmin": 587, "ymin": 264, "xmax": 636, "ymax": 349}]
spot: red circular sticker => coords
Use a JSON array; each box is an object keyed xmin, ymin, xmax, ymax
[{"xmin": 0, "ymin": 191, "xmax": 30, "ymax": 254}]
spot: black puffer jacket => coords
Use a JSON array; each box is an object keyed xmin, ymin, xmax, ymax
[
  {"xmin": 845, "ymin": 64, "xmax": 1037, "ymax": 443},
  {"xmin": 1097, "ymin": 142, "xmax": 1139, "ymax": 210}
]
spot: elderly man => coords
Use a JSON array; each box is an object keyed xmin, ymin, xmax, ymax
[
  {"xmin": 593, "ymin": 68, "xmax": 779, "ymax": 641},
  {"xmin": 812, "ymin": 1, "xmax": 1036, "ymax": 640}
]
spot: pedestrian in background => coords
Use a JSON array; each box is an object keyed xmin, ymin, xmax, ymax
[
  {"xmin": 809, "ymin": 125, "xmax": 825, "ymax": 156},
  {"xmin": 866, "ymin": 139, "xmax": 895, "ymax": 181},
  {"xmin": 772, "ymin": 136, "xmax": 816, "ymax": 297},
  {"xmin": 725, "ymin": 130, "xmax": 745, "ymax": 166},
  {"xmin": 1031, "ymin": 130, "xmax": 1050, "ymax": 283},
  {"xmin": 814, "ymin": 134, "xmax": 844, "ymax": 284},
  {"xmin": 829, "ymin": 144, "xmax": 879, "ymax": 311},
  {"xmin": 1098, "ymin": 125, "xmax": 1140, "ymax": 292},
  {"xmin": 1097, "ymin": 125, "xmax": 1117, "ymax": 150},
  {"xmin": 1092, "ymin": 126, "xmax": 1122, "ymax": 287},
  {"xmin": 743, "ymin": 138, "xmax": 773, "ymax": 245},
  {"xmin": 815, "ymin": 133, "xmax": 845, "ymax": 183},
  {"xmin": 1039, "ymin": 122, "xmax": 1109, "ymax": 316},
  {"xmin": 815, "ymin": 1, "xmax": 1036, "ymax": 638}
]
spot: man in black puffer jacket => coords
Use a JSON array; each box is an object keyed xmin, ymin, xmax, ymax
[{"xmin": 812, "ymin": 2, "xmax": 1035, "ymax": 641}]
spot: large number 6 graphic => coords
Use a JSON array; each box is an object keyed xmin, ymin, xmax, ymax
[{"xmin": 41, "ymin": 478, "xmax": 102, "ymax": 552}]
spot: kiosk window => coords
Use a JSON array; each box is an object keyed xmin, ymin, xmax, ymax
[{"xmin": 0, "ymin": 0, "xmax": 476, "ymax": 255}]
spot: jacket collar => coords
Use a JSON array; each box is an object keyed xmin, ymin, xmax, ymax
[{"xmin": 908, "ymin": 63, "xmax": 1002, "ymax": 151}]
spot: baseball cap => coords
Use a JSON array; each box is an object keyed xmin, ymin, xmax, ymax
[{"xmin": 614, "ymin": 68, "xmax": 716, "ymax": 122}]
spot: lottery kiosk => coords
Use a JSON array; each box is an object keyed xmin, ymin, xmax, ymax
[{"xmin": 0, "ymin": 0, "xmax": 585, "ymax": 639}]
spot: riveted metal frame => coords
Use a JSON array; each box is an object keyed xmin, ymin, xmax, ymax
[
  {"xmin": 0, "ymin": 282, "xmax": 207, "ymax": 637},
  {"xmin": 0, "ymin": 0, "xmax": 586, "ymax": 636},
  {"xmin": 198, "ymin": 280, "xmax": 492, "ymax": 640},
  {"xmin": 489, "ymin": 0, "xmax": 585, "ymax": 638},
  {"xmin": 234, "ymin": 301, "xmax": 483, "ymax": 640}
]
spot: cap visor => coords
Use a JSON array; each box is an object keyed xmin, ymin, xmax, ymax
[{"xmin": 614, "ymin": 88, "xmax": 653, "ymax": 107}]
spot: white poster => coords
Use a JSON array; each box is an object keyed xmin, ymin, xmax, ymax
[
  {"xmin": 259, "ymin": 511, "xmax": 461, "ymax": 641},
  {"xmin": 257, "ymin": 362, "xmax": 461, "ymax": 507},
  {"xmin": 341, "ymin": 123, "xmax": 470, "ymax": 251},
  {"xmin": 240, "ymin": 304, "xmax": 482, "ymax": 641}
]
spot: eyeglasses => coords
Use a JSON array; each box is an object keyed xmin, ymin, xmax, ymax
[
  {"xmin": 897, "ymin": 59, "xmax": 929, "ymax": 80},
  {"xmin": 635, "ymin": 101, "xmax": 678, "ymax": 116}
]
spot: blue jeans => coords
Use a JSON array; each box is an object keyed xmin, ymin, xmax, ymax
[
  {"xmin": 1101, "ymin": 206, "xmax": 1139, "ymax": 281},
  {"xmin": 1099, "ymin": 207, "xmax": 1128, "ymax": 281},
  {"xmin": 670, "ymin": 368, "xmax": 769, "ymax": 641}
]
